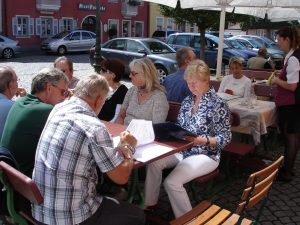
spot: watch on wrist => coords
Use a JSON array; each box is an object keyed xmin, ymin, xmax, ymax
[
  {"xmin": 123, "ymin": 144, "xmax": 136, "ymax": 155},
  {"xmin": 205, "ymin": 135, "xmax": 210, "ymax": 146}
]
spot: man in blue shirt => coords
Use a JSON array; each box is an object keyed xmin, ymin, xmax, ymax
[
  {"xmin": 0, "ymin": 66, "xmax": 25, "ymax": 139},
  {"xmin": 163, "ymin": 47, "xmax": 196, "ymax": 102}
]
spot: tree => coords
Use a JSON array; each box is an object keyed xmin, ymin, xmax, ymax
[{"xmin": 159, "ymin": 2, "xmax": 254, "ymax": 62}]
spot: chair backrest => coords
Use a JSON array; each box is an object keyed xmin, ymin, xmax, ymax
[
  {"xmin": 0, "ymin": 147, "xmax": 20, "ymax": 170},
  {"xmin": 0, "ymin": 161, "xmax": 43, "ymax": 205},
  {"xmin": 243, "ymin": 69, "xmax": 273, "ymax": 80},
  {"xmin": 166, "ymin": 101, "xmax": 181, "ymax": 122},
  {"xmin": 236, "ymin": 156, "xmax": 284, "ymax": 217}
]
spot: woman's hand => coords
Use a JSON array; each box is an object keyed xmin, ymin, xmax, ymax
[{"xmin": 184, "ymin": 135, "xmax": 206, "ymax": 145}]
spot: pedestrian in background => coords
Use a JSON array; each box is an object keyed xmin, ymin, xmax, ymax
[{"xmin": 54, "ymin": 56, "xmax": 79, "ymax": 89}]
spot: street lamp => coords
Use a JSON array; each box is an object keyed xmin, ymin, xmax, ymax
[{"xmin": 93, "ymin": 0, "xmax": 102, "ymax": 73}]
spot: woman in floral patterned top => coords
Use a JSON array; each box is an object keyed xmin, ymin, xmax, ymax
[{"xmin": 144, "ymin": 59, "xmax": 232, "ymax": 218}]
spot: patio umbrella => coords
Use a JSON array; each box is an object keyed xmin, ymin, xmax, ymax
[{"xmin": 143, "ymin": 0, "xmax": 300, "ymax": 76}]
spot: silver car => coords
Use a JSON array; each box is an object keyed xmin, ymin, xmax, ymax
[
  {"xmin": 90, "ymin": 38, "xmax": 178, "ymax": 83},
  {"xmin": 41, "ymin": 29, "xmax": 96, "ymax": 55},
  {"xmin": 0, "ymin": 35, "xmax": 21, "ymax": 59}
]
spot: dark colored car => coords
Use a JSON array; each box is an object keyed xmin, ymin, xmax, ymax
[
  {"xmin": 166, "ymin": 33, "xmax": 249, "ymax": 69},
  {"xmin": 152, "ymin": 30, "xmax": 180, "ymax": 42},
  {"xmin": 230, "ymin": 36, "xmax": 284, "ymax": 68},
  {"xmin": 89, "ymin": 38, "xmax": 178, "ymax": 82},
  {"xmin": 225, "ymin": 38, "xmax": 257, "ymax": 59}
]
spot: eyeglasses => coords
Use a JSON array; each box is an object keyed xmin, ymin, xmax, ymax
[{"xmin": 52, "ymin": 84, "xmax": 69, "ymax": 97}]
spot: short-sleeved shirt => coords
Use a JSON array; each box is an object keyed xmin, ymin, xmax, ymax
[
  {"xmin": 0, "ymin": 93, "xmax": 14, "ymax": 139},
  {"xmin": 178, "ymin": 89, "xmax": 232, "ymax": 162},
  {"xmin": 121, "ymin": 86, "xmax": 169, "ymax": 125},
  {"xmin": 218, "ymin": 75, "xmax": 252, "ymax": 98},
  {"xmin": 32, "ymin": 97, "xmax": 124, "ymax": 225},
  {"xmin": 0, "ymin": 94, "xmax": 53, "ymax": 177},
  {"xmin": 163, "ymin": 68, "xmax": 192, "ymax": 103},
  {"xmin": 98, "ymin": 84, "xmax": 128, "ymax": 121}
]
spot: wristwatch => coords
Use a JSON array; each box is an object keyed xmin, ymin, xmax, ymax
[
  {"xmin": 205, "ymin": 135, "xmax": 210, "ymax": 146},
  {"xmin": 123, "ymin": 144, "xmax": 136, "ymax": 155}
]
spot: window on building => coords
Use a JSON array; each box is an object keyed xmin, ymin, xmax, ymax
[
  {"xmin": 122, "ymin": 20, "xmax": 131, "ymax": 37},
  {"xmin": 167, "ymin": 18, "xmax": 174, "ymax": 30},
  {"xmin": 108, "ymin": 19, "xmax": 119, "ymax": 39},
  {"xmin": 59, "ymin": 18, "xmax": 75, "ymax": 32},
  {"xmin": 36, "ymin": 17, "xmax": 58, "ymax": 37},
  {"xmin": 134, "ymin": 21, "xmax": 143, "ymax": 37},
  {"xmin": 12, "ymin": 16, "xmax": 34, "ymax": 37},
  {"xmin": 156, "ymin": 17, "xmax": 164, "ymax": 30}
]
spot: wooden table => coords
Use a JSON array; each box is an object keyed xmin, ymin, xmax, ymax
[{"xmin": 102, "ymin": 121, "xmax": 194, "ymax": 206}]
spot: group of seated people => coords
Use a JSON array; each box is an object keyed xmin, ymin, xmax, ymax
[{"xmin": 0, "ymin": 26, "xmax": 299, "ymax": 224}]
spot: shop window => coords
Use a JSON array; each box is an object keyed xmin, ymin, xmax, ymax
[
  {"xmin": 108, "ymin": 19, "xmax": 119, "ymax": 39},
  {"xmin": 167, "ymin": 18, "xmax": 174, "ymax": 30},
  {"xmin": 12, "ymin": 16, "xmax": 34, "ymax": 37}
]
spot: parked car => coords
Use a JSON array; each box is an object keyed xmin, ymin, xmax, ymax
[
  {"xmin": 166, "ymin": 33, "xmax": 249, "ymax": 69},
  {"xmin": 225, "ymin": 38, "xmax": 257, "ymax": 59},
  {"xmin": 152, "ymin": 30, "xmax": 180, "ymax": 42},
  {"xmin": 41, "ymin": 29, "xmax": 96, "ymax": 55},
  {"xmin": 0, "ymin": 35, "xmax": 20, "ymax": 59},
  {"xmin": 230, "ymin": 36, "xmax": 284, "ymax": 68},
  {"xmin": 235, "ymin": 35, "xmax": 279, "ymax": 50},
  {"xmin": 89, "ymin": 38, "xmax": 178, "ymax": 82}
]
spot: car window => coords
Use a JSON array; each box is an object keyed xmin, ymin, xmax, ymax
[
  {"xmin": 53, "ymin": 31, "xmax": 70, "ymax": 39},
  {"xmin": 107, "ymin": 39, "xmax": 126, "ymax": 50},
  {"xmin": 90, "ymin": 33, "xmax": 96, "ymax": 38},
  {"xmin": 174, "ymin": 35, "xmax": 191, "ymax": 46},
  {"xmin": 194, "ymin": 36, "xmax": 200, "ymax": 48},
  {"xmin": 166, "ymin": 35, "xmax": 175, "ymax": 44},
  {"xmin": 152, "ymin": 31, "xmax": 165, "ymax": 38},
  {"xmin": 141, "ymin": 40, "xmax": 174, "ymax": 54},
  {"xmin": 69, "ymin": 32, "xmax": 80, "ymax": 41},
  {"xmin": 206, "ymin": 37, "xmax": 217, "ymax": 48},
  {"xmin": 126, "ymin": 40, "xmax": 144, "ymax": 52},
  {"xmin": 0, "ymin": 38, "xmax": 4, "ymax": 42},
  {"xmin": 82, "ymin": 32, "xmax": 93, "ymax": 40},
  {"xmin": 236, "ymin": 39, "xmax": 252, "ymax": 48}
]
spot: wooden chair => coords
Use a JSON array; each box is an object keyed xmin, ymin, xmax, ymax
[
  {"xmin": 169, "ymin": 156, "xmax": 284, "ymax": 225},
  {"xmin": 0, "ymin": 161, "xmax": 43, "ymax": 225},
  {"xmin": 166, "ymin": 101, "xmax": 181, "ymax": 122}
]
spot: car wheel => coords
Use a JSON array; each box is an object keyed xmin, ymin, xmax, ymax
[
  {"xmin": 156, "ymin": 65, "xmax": 168, "ymax": 84},
  {"xmin": 57, "ymin": 46, "xmax": 67, "ymax": 55},
  {"xmin": 2, "ymin": 48, "xmax": 14, "ymax": 59}
]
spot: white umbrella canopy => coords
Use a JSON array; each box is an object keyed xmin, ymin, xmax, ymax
[
  {"xmin": 144, "ymin": 0, "xmax": 300, "ymax": 76},
  {"xmin": 143, "ymin": 0, "xmax": 300, "ymax": 76}
]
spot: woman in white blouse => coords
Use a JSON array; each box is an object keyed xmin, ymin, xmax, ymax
[{"xmin": 218, "ymin": 56, "xmax": 251, "ymax": 97}]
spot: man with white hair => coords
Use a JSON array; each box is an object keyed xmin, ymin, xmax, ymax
[
  {"xmin": 32, "ymin": 74, "xmax": 145, "ymax": 225},
  {"xmin": 0, "ymin": 66, "xmax": 26, "ymax": 138}
]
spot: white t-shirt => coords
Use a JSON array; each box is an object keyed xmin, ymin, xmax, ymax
[
  {"xmin": 284, "ymin": 49, "xmax": 300, "ymax": 84},
  {"xmin": 218, "ymin": 74, "xmax": 252, "ymax": 97}
]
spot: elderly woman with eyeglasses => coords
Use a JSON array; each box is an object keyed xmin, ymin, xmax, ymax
[
  {"xmin": 115, "ymin": 58, "xmax": 169, "ymax": 125},
  {"xmin": 98, "ymin": 58, "xmax": 128, "ymax": 122},
  {"xmin": 144, "ymin": 59, "xmax": 231, "ymax": 218}
]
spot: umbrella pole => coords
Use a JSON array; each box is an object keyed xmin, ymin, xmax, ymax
[{"xmin": 216, "ymin": 5, "xmax": 226, "ymax": 78}]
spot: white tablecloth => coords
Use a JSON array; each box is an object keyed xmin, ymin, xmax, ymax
[{"xmin": 227, "ymin": 98, "xmax": 277, "ymax": 145}]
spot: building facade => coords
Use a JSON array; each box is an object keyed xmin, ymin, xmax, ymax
[{"xmin": 1, "ymin": 0, "xmax": 148, "ymax": 48}]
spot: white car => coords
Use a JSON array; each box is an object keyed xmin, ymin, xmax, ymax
[{"xmin": 0, "ymin": 35, "xmax": 21, "ymax": 59}]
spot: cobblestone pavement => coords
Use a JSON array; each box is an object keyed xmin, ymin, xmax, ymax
[
  {"xmin": 0, "ymin": 52, "xmax": 131, "ymax": 93},
  {"xmin": 148, "ymin": 139, "xmax": 300, "ymax": 225}
]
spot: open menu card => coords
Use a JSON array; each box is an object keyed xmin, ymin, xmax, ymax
[{"xmin": 113, "ymin": 119, "xmax": 174, "ymax": 163}]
